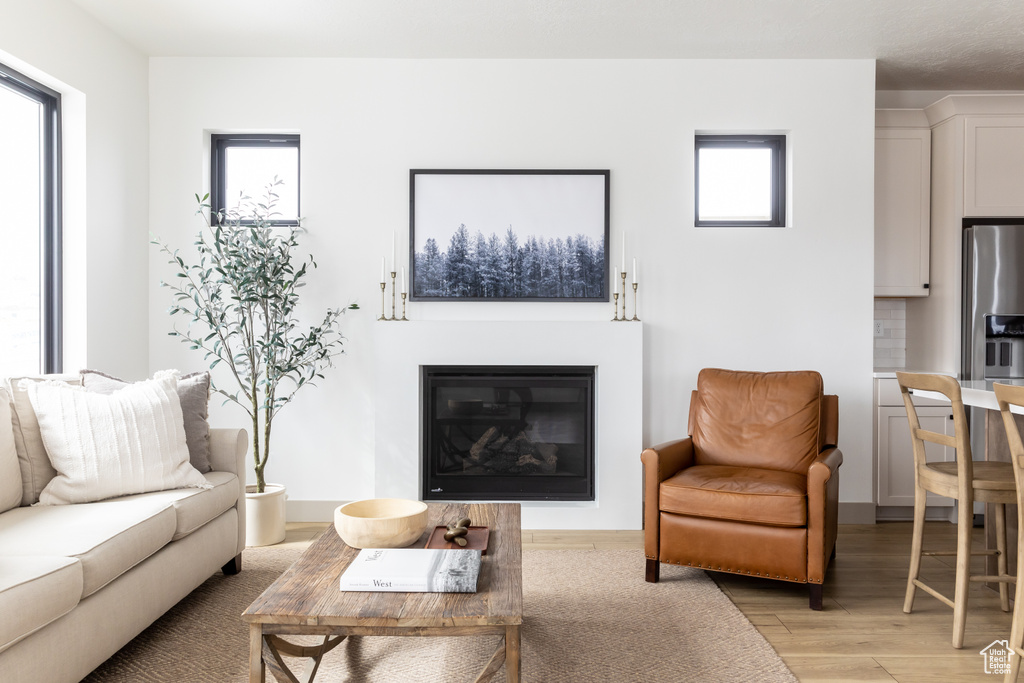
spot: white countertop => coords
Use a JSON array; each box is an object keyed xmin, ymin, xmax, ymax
[{"xmin": 909, "ymin": 377, "xmax": 1024, "ymax": 413}]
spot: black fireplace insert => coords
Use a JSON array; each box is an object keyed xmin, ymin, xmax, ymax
[{"xmin": 421, "ymin": 365, "xmax": 595, "ymax": 501}]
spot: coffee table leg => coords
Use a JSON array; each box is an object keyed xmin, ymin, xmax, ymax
[
  {"xmin": 249, "ymin": 624, "xmax": 265, "ymax": 683},
  {"xmin": 505, "ymin": 625, "xmax": 521, "ymax": 683}
]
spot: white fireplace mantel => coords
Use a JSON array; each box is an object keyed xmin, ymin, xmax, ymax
[{"xmin": 373, "ymin": 320, "xmax": 643, "ymax": 529}]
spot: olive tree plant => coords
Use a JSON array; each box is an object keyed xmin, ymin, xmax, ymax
[{"xmin": 154, "ymin": 180, "xmax": 356, "ymax": 493}]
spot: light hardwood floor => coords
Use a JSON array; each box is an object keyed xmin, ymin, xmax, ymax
[{"xmin": 283, "ymin": 521, "xmax": 1015, "ymax": 682}]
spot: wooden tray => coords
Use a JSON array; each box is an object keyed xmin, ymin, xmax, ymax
[{"xmin": 425, "ymin": 526, "xmax": 489, "ymax": 554}]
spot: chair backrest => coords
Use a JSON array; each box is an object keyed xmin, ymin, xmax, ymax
[
  {"xmin": 993, "ymin": 383, "xmax": 1024, "ymax": 499},
  {"xmin": 894, "ymin": 372, "xmax": 972, "ymax": 485},
  {"xmin": 688, "ymin": 368, "xmax": 825, "ymax": 473}
]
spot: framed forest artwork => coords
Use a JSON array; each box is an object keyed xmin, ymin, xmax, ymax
[{"xmin": 409, "ymin": 169, "xmax": 610, "ymax": 301}]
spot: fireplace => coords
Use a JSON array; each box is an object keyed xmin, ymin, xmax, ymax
[{"xmin": 421, "ymin": 365, "xmax": 595, "ymax": 501}]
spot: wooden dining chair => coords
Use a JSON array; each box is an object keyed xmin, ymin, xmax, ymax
[
  {"xmin": 993, "ymin": 382, "xmax": 1024, "ymax": 681},
  {"xmin": 896, "ymin": 372, "xmax": 1016, "ymax": 649}
]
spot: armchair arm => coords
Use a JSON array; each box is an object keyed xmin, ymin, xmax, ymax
[
  {"xmin": 640, "ymin": 438, "xmax": 695, "ymax": 561},
  {"xmin": 208, "ymin": 428, "xmax": 249, "ymax": 556},
  {"xmin": 807, "ymin": 446, "xmax": 843, "ymax": 583}
]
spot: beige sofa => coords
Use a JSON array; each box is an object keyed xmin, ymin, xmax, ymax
[{"xmin": 0, "ymin": 378, "xmax": 247, "ymax": 683}]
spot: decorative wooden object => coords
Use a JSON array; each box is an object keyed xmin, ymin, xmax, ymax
[
  {"xmin": 244, "ymin": 502, "xmax": 523, "ymax": 682},
  {"xmin": 427, "ymin": 525, "xmax": 490, "ymax": 553},
  {"xmin": 333, "ymin": 498, "xmax": 428, "ymax": 549}
]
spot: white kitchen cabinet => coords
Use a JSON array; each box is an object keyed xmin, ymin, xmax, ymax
[
  {"xmin": 875, "ymin": 125, "xmax": 931, "ymax": 297},
  {"xmin": 964, "ymin": 115, "xmax": 1024, "ymax": 216},
  {"xmin": 875, "ymin": 377, "xmax": 955, "ymax": 508},
  {"xmin": 906, "ymin": 96, "xmax": 1024, "ymax": 375},
  {"xmin": 877, "ymin": 406, "xmax": 955, "ymax": 506}
]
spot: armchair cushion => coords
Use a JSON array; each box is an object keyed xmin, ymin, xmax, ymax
[
  {"xmin": 690, "ymin": 368, "xmax": 824, "ymax": 474},
  {"xmin": 660, "ymin": 465, "xmax": 808, "ymax": 527}
]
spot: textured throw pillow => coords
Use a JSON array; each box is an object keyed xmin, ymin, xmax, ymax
[
  {"xmin": 81, "ymin": 369, "xmax": 212, "ymax": 473},
  {"xmin": 0, "ymin": 388, "xmax": 23, "ymax": 513},
  {"xmin": 5, "ymin": 374, "xmax": 82, "ymax": 505},
  {"xmin": 27, "ymin": 372, "xmax": 211, "ymax": 505}
]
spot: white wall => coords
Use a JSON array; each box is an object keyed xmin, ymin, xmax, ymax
[
  {"xmin": 0, "ymin": 0, "xmax": 149, "ymax": 377},
  {"xmin": 149, "ymin": 58, "xmax": 877, "ymax": 518}
]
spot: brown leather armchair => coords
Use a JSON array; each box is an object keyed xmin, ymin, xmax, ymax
[{"xmin": 641, "ymin": 368, "xmax": 842, "ymax": 610}]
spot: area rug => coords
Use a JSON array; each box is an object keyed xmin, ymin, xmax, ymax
[{"xmin": 83, "ymin": 547, "xmax": 796, "ymax": 682}]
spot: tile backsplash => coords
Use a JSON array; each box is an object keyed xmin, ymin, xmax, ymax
[{"xmin": 874, "ymin": 299, "xmax": 906, "ymax": 368}]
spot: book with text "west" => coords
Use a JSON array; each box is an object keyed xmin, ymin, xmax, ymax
[{"xmin": 339, "ymin": 548, "xmax": 482, "ymax": 592}]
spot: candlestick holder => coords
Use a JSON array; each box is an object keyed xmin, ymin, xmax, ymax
[
  {"xmin": 400, "ymin": 293, "xmax": 408, "ymax": 321},
  {"xmin": 620, "ymin": 271, "xmax": 628, "ymax": 320},
  {"xmin": 378, "ymin": 282, "xmax": 387, "ymax": 321},
  {"xmin": 631, "ymin": 282, "xmax": 640, "ymax": 321},
  {"xmin": 389, "ymin": 271, "xmax": 397, "ymax": 320},
  {"xmin": 612, "ymin": 292, "xmax": 620, "ymax": 321}
]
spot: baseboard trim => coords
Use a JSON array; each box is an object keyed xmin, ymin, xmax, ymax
[
  {"xmin": 287, "ymin": 500, "xmax": 343, "ymax": 523},
  {"xmin": 874, "ymin": 505, "xmax": 955, "ymax": 523},
  {"xmin": 294, "ymin": 500, "xmax": 891, "ymax": 527},
  {"xmin": 838, "ymin": 502, "xmax": 876, "ymax": 524}
]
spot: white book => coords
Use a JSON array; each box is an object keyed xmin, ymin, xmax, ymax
[{"xmin": 339, "ymin": 548, "xmax": 482, "ymax": 593}]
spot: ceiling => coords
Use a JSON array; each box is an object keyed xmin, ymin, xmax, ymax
[{"xmin": 71, "ymin": 0, "xmax": 1024, "ymax": 90}]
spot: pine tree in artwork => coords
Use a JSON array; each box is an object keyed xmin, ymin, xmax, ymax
[
  {"xmin": 444, "ymin": 224, "xmax": 472, "ymax": 297},
  {"xmin": 503, "ymin": 226, "xmax": 521, "ymax": 297},
  {"xmin": 416, "ymin": 237, "xmax": 445, "ymax": 296}
]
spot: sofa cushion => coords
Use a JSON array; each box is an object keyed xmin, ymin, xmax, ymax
[
  {"xmin": 690, "ymin": 368, "xmax": 823, "ymax": 474},
  {"xmin": 660, "ymin": 464, "xmax": 808, "ymax": 527},
  {"xmin": 0, "ymin": 387, "xmax": 22, "ymax": 513},
  {"xmin": 0, "ymin": 556, "xmax": 83, "ymax": 654},
  {"xmin": 0, "ymin": 555, "xmax": 82, "ymax": 654},
  {"xmin": 0, "ymin": 496, "xmax": 176, "ymax": 598},
  {"xmin": 120, "ymin": 471, "xmax": 239, "ymax": 540},
  {"xmin": 28, "ymin": 373, "xmax": 211, "ymax": 505},
  {"xmin": 81, "ymin": 369, "xmax": 213, "ymax": 473},
  {"xmin": 5, "ymin": 374, "xmax": 81, "ymax": 506}
]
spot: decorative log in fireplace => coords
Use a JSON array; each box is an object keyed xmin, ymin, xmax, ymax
[{"xmin": 421, "ymin": 366, "xmax": 595, "ymax": 501}]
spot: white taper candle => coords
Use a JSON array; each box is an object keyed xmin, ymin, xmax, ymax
[{"xmin": 633, "ymin": 258, "xmax": 637, "ymax": 284}]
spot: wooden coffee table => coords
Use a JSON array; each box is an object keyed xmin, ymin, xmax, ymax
[{"xmin": 243, "ymin": 502, "xmax": 522, "ymax": 682}]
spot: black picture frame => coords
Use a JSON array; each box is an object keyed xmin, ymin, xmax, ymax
[{"xmin": 409, "ymin": 169, "xmax": 610, "ymax": 302}]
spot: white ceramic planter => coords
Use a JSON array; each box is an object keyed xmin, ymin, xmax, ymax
[{"xmin": 245, "ymin": 483, "xmax": 287, "ymax": 547}]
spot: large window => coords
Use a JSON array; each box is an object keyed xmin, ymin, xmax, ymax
[
  {"xmin": 695, "ymin": 134, "xmax": 786, "ymax": 227},
  {"xmin": 0, "ymin": 63, "xmax": 61, "ymax": 374},
  {"xmin": 210, "ymin": 134, "xmax": 299, "ymax": 225}
]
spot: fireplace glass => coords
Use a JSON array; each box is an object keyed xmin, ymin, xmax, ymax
[{"xmin": 421, "ymin": 366, "xmax": 595, "ymax": 501}]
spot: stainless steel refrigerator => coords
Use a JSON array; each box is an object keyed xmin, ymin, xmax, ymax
[{"xmin": 961, "ymin": 222, "xmax": 1024, "ymax": 464}]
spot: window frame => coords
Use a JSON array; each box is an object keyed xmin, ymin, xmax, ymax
[
  {"xmin": 694, "ymin": 134, "xmax": 786, "ymax": 228},
  {"xmin": 0, "ymin": 62, "xmax": 62, "ymax": 373},
  {"xmin": 210, "ymin": 133, "xmax": 300, "ymax": 226}
]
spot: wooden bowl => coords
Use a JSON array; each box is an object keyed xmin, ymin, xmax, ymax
[{"xmin": 334, "ymin": 498, "xmax": 429, "ymax": 548}]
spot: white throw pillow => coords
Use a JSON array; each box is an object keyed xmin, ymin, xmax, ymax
[
  {"xmin": 0, "ymin": 388, "xmax": 22, "ymax": 513},
  {"xmin": 26, "ymin": 371, "xmax": 211, "ymax": 505}
]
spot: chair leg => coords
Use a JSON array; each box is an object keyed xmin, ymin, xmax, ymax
[
  {"xmin": 1007, "ymin": 546, "xmax": 1024, "ymax": 683},
  {"xmin": 645, "ymin": 558, "xmax": 660, "ymax": 583},
  {"xmin": 996, "ymin": 503, "xmax": 1011, "ymax": 612},
  {"xmin": 904, "ymin": 483, "xmax": 927, "ymax": 614},
  {"xmin": 952, "ymin": 501, "xmax": 974, "ymax": 649},
  {"xmin": 809, "ymin": 583, "xmax": 823, "ymax": 611}
]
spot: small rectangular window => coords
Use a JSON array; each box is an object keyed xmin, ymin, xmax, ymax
[
  {"xmin": 210, "ymin": 134, "xmax": 300, "ymax": 225},
  {"xmin": 695, "ymin": 134, "xmax": 786, "ymax": 227}
]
